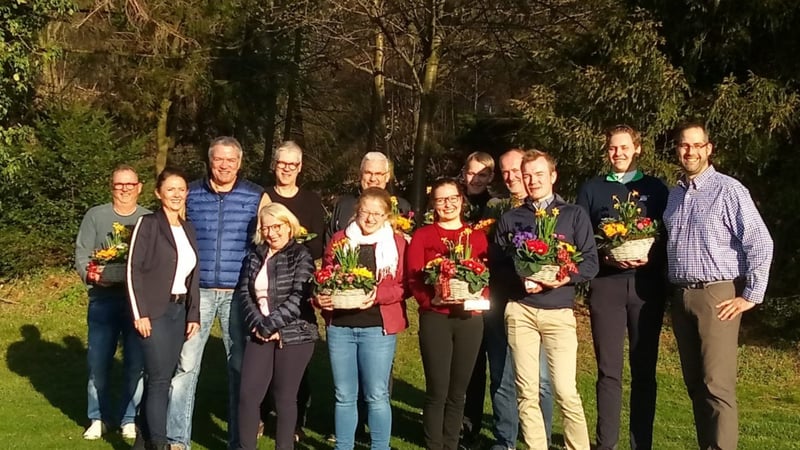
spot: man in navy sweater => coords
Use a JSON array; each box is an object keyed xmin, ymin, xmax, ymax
[
  {"xmin": 576, "ymin": 125, "xmax": 668, "ymax": 450},
  {"xmin": 492, "ymin": 150, "xmax": 598, "ymax": 450}
]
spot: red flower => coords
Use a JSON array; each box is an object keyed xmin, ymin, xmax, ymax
[
  {"xmin": 526, "ymin": 239, "xmax": 549, "ymax": 255},
  {"xmin": 315, "ymin": 267, "xmax": 333, "ymax": 284}
]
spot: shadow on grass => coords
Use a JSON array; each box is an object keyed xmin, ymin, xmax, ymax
[{"xmin": 5, "ymin": 324, "xmax": 131, "ymax": 449}]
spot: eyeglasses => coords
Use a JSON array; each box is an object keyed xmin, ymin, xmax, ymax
[
  {"xmin": 260, "ymin": 223, "xmax": 286, "ymax": 234},
  {"xmin": 112, "ymin": 182, "xmax": 140, "ymax": 191},
  {"xmin": 357, "ymin": 210, "xmax": 387, "ymax": 220},
  {"xmin": 275, "ymin": 160, "xmax": 301, "ymax": 171},
  {"xmin": 678, "ymin": 142, "xmax": 709, "ymax": 151},
  {"xmin": 363, "ymin": 171, "xmax": 388, "ymax": 178},
  {"xmin": 433, "ymin": 195, "xmax": 461, "ymax": 206}
]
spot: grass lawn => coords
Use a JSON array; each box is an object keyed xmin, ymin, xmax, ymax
[{"xmin": 1, "ymin": 270, "xmax": 799, "ymax": 449}]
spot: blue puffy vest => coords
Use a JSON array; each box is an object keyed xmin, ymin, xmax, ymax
[{"xmin": 186, "ymin": 177, "xmax": 263, "ymax": 289}]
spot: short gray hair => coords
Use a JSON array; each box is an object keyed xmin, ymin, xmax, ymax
[
  {"xmin": 272, "ymin": 141, "xmax": 303, "ymax": 163},
  {"xmin": 360, "ymin": 151, "xmax": 391, "ymax": 173},
  {"xmin": 208, "ymin": 136, "xmax": 244, "ymax": 160}
]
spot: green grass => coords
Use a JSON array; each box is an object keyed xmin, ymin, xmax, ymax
[{"xmin": 1, "ymin": 270, "xmax": 800, "ymax": 449}]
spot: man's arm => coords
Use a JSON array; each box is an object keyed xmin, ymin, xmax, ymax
[
  {"xmin": 571, "ymin": 206, "xmax": 599, "ymax": 283},
  {"xmin": 726, "ymin": 184, "xmax": 774, "ymax": 304},
  {"xmin": 75, "ymin": 211, "xmax": 97, "ymax": 283}
]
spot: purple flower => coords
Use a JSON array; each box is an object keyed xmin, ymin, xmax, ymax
[{"xmin": 512, "ymin": 230, "xmax": 537, "ymax": 248}]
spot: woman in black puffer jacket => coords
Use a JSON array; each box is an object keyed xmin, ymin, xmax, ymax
[{"xmin": 236, "ymin": 202, "xmax": 318, "ymax": 450}]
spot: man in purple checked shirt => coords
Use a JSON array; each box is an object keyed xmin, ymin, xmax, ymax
[{"xmin": 664, "ymin": 122, "xmax": 773, "ymax": 450}]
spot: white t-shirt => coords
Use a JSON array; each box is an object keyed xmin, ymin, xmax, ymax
[{"xmin": 170, "ymin": 225, "xmax": 197, "ymax": 295}]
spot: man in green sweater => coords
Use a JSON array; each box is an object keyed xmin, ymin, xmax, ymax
[{"xmin": 75, "ymin": 164, "xmax": 150, "ymax": 441}]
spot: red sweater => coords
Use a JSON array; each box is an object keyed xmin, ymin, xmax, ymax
[
  {"xmin": 316, "ymin": 230, "xmax": 409, "ymax": 334},
  {"xmin": 406, "ymin": 223, "xmax": 489, "ymax": 316}
]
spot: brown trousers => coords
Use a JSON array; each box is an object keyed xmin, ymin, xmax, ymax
[{"xmin": 671, "ymin": 280, "xmax": 742, "ymax": 450}]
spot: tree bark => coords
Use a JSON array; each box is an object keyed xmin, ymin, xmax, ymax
[
  {"xmin": 283, "ymin": 28, "xmax": 305, "ymax": 146},
  {"xmin": 155, "ymin": 98, "xmax": 173, "ymax": 175},
  {"xmin": 367, "ymin": 17, "xmax": 388, "ymax": 153}
]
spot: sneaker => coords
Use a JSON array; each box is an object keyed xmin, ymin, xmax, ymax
[
  {"xmin": 326, "ymin": 433, "xmax": 337, "ymax": 443},
  {"xmin": 82, "ymin": 420, "xmax": 106, "ymax": 440},
  {"xmin": 121, "ymin": 423, "xmax": 137, "ymax": 439}
]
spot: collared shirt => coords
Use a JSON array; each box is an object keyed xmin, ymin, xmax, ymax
[
  {"xmin": 663, "ymin": 166, "xmax": 773, "ymax": 303},
  {"xmin": 531, "ymin": 194, "xmax": 555, "ymax": 210},
  {"xmin": 605, "ymin": 169, "xmax": 644, "ymax": 184}
]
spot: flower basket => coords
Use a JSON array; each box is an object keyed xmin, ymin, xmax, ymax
[
  {"xmin": 607, "ymin": 237, "xmax": 654, "ymax": 262},
  {"xmin": 527, "ymin": 265, "xmax": 560, "ymax": 283},
  {"xmin": 437, "ymin": 278, "xmax": 472, "ymax": 302},
  {"xmin": 331, "ymin": 288, "xmax": 370, "ymax": 309},
  {"xmin": 98, "ymin": 263, "xmax": 126, "ymax": 284}
]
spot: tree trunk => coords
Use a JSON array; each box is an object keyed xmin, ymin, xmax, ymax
[
  {"xmin": 155, "ymin": 98, "xmax": 173, "ymax": 175},
  {"xmin": 410, "ymin": 1, "xmax": 444, "ymax": 213},
  {"xmin": 367, "ymin": 22, "xmax": 388, "ymax": 154},
  {"xmin": 283, "ymin": 28, "xmax": 305, "ymax": 146},
  {"xmin": 260, "ymin": 33, "xmax": 280, "ymax": 186}
]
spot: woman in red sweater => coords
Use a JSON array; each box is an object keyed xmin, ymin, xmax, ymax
[{"xmin": 407, "ymin": 178, "xmax": 488, "ymax": 450}]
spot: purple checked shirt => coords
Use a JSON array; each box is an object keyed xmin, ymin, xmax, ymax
[{"xmin": 663, "ymin": 166, "xmax": 773, "ymax": 303}]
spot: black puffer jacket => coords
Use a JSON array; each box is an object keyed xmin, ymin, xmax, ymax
[{"xmin": 236, "ymin": 240, "xmax": 318, "ymax": 345}]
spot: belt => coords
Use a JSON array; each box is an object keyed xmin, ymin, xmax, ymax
[
  {"xmin": 673, "ymin": 280, "xmax": 731, "ymax": 290},
  {"xmin": 169, "ymin": 294, "xmax": 186, "ymax": 304}
]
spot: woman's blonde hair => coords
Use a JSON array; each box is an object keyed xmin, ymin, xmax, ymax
[{"xmin": 253, "ymin": 203, "xmax": 301, "ymax": 245}]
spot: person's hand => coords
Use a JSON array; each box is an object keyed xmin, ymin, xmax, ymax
[
  {"xmin": 603, "ymin": 254, "xmax": 648, "ymax": 269},
  {"xmin": 267, "ymin": 332, "xmax": 281, "ymax": 342},
  {"xmin": 253, "ymin": 328, "xmax": 269, "ymax": 342},
  {"xmin": 134, "ymin": 318, "xmax": 152, "ymax": 338},
  {"xmin": 716, "ymin": 296, "xmax": 756, "ymax": 321},
  {"xmin": 539, "ymin": 275, "xmax": 571, "ymax": 290},
  {"xmin": 522, "ymin": 277, "xmax": 543, "ymax": 294},
  {"xmin": 316, "ymin": 293, "xmax": 334, "ymax": 311},
  {"xmin": 185, "ymin": 322, "xmax": 200, "ymax": 340},
  {"xmin": 359, "ymin": 289, "xmax": 377, "ymax": 310}
]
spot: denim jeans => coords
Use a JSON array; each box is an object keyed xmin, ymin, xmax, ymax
[
  {"xmin": 486, "ymin": 303, "xmax": 554, "ymax": 449},
  {"xmin": 86, "ymin": 289, "xmax": 144, "ymax": 426},
  {"xmin": 167, "ymin": 288, "xmax": 245, "ymax": 449},
  {"xmin": 327, "ymin": 325, "xmax": 397, "ymax": 450}
]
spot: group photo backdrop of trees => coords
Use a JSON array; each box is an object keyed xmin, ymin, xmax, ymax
[{"xmin": 2, "ymin": 0, "xmax": 799, "ymax": 338}]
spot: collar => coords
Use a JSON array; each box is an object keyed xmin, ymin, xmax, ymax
[
  {"xmin": 678, "ymin": 165, "xmax": 717, "ymax": 190},
  {"xmin": 525, "ymin": 194, "xmax": 555, "ymax": 211},
  {"xmin": 605, "ymin": 169, "xmax": 643, "ymax": 184}
]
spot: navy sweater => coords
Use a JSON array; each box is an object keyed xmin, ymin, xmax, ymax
[
  {"xmin": 490, "ymin": 196, "xmax": 599, "ymax": 309},
  {"xmin": 576, "ymin": 173, "xmax": 668, "ymax": 279}
]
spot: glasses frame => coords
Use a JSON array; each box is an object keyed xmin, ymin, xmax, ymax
[
  {"xmin": 677, "ymin": 142, "xmax": 710, "ymax": 151},
  {"xmin": 260, "ymin": 223, "xmax": 286, "ymax": 234},
  {"xmin": 433, "ymin": 195, "xmax": 462, "ymax": 206},
  {"xmin": 275, "ymin": 160, "xmax": 301, "ymax": 171},
  {"xmin": 112, "ymin": 182, "xmax": 141, "ymax": 191},
  {"xmin": 357, "ymin": 210, "xmax": 388, "ymax": 220}
]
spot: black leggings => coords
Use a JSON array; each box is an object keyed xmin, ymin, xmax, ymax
[
  {"xmin": 238, "ymin": 339, "xmax": 314, "ymax": 450},
  {"xmin": 138, "ymin": 302, "xmax": 186, "ymax": 446},
  {"xmin": 419, "ymin": 311, "xmax": 484, "ymax": 450}
]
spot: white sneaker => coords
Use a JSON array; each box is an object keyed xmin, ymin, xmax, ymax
[
  {"xmin": 82, "ymin": 420, "xmax": 106, "ymax": 440},
  {"xmin": 121, "ymin": 422, "xmax": 137, "ymax": 439}
]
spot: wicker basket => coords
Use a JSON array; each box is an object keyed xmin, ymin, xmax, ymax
[
  {"xmin": 99, "ymin": 263, "xmax": 126, "ymax": 284},
  {"xmin": 608, "ymin": 237, "xmax": 655, "ymax": 262},
  {"xmin": 331, "ymin": 288, "xmax": 370, "ymax": 309},
  {"xmin": 445, "ymin": 278, "xmax": 472, "ymax": 301},
  {"xmin": 528, "ymin": 265, "xmax": 560, "ymax": 283}
]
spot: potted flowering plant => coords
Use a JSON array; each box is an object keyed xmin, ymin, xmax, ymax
[
  {"xmin": 511, "ymin": 208, "xmax": 583, "ymax": 283},
  {"xmin": 294, "ymin": 225, "xmax": 318, "ymax": 244},
  {"xmin": 390, "ymin": 196, "xmax": 415, "ymax": 234},
  {"xmin": 313, "ymin": 237, "xmax": 377, "ymax": 309},
  {"xmin": 596, "ymin": 191, "xmax": 658, "ymax": 261},
  {"xmin": 87, "ymin": 222, "xmax": 132, "ymax": 284},
  {"xmin": 423, "ymin": 228, "xmax": 490, "ymax": 309}
]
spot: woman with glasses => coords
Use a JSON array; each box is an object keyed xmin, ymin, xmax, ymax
[
  {"xmin": 236, "ymin": 203, "xmax": 318, "ymax": 450},
  {"xmin": 407, "ymin": 178, "xmax": 489, "ymax": 450},
  {"xmin": 315, "ymin": 187, "xmax": 409, "ymax": 450},
  {"xmin": 126, "ymin": 167, "xmax": 201, "ymax": 450}
]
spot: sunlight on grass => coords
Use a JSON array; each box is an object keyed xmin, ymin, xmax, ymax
[{"xmin": 1, "ymin": 270, "xmax": 799, "ymax": 449}]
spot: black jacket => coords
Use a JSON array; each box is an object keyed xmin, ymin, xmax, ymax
[
  {"xmin": 236, "ymin": 240, "xmax": 319, "ymax": 345},
  {"xmin": 126, "ymin": 208, "xmax": 201, "ymax": 323},
  {"xmin": 327, "ymin": 192, "xmax": 411, "ymax": 242}
]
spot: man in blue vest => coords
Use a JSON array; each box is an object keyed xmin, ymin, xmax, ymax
[{"xmin": 167, "ymin": 136, "xmax": 269, "ymax": 450}]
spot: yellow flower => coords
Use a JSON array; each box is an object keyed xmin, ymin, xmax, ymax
[
  {"xmin": 535, "ymin": 208, "xmax": 547, "ymax": 218},
  {"xmin": 552, "ymin": 207, "xmax": 560, "ymax": 217},
  {"xmin": 462, "ymin": 228, "xmax": 473, "ymax": 236},
  {"xmin": 425, "ymin": 257, "xmax": 443, "ymax": 269},
  {"xmin": 426, "ymin": 186, "xmax": 432, "ymax": 194},
  {"xmin": 390, "ymin": 196, "xmax": 398, "ymax": 206},
  {"xmin": 602, "ymin": 223, "xmax": 618, "ymax": 238},
  {"xmin": 615, "ymin": 223, "xmax": 629, "ymax": 236},
  {"xmin": 558, "ymin": 241, "xmax": 576, "ymax": 253},
  {"xmin": 297, "ymin": 226, "xmax": 308, "ymax": 236},
  {"xmin": 351, "ymin": 267, "xmax": 374, "ymax": 279},
  {"xmin": 454, "ymin": 244, "xmax": 464, "ymax": 254},
  {"xmin": 393, "ymin": 216, "xmax": 412, "ymax": 232},
  {"xmin": 112, "ymin": 222, "xmax": 126, "ymax": 235},
  {"xmin": 631, "ymin": 190, "xmax": 640, "ymax": 197}
]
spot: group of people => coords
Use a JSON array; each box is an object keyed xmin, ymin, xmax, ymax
[{"xmin": 75, "ymin": 121, "xmax": 773, "ymax": 450}]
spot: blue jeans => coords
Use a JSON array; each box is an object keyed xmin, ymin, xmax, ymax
[
  {"xmin": 86, "ymin": 289, "xmax": 144, "ymax": 426},
  {"xmin": 167, "ymin": 288, "xmax": 245, "ymax": 449},
  {"xmin": 327, "ymin": 325, "xmax": 397, "ymax": 450},
  {"xmin": 486, "ymin": 304, "xmax": 553, "ymax": 449}
]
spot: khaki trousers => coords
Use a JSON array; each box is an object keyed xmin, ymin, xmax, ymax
[
  {"xmin": 505, "ymin": 301, "xmax": 590, "ymax": 450},
  {"xmin": 671, "ymin": 280, "xmax": 742, "ymax": 450}
]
